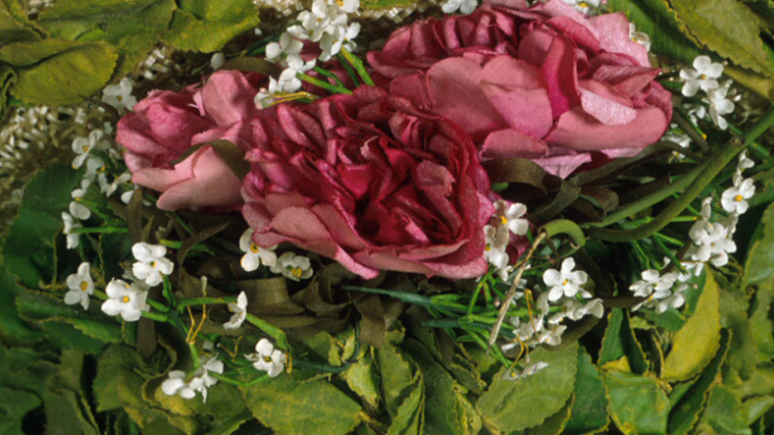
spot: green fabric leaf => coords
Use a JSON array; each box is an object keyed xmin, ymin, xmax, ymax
[
  {"xmin": 0, "ymin": 39, "xmax": 117, "ymax": 105},
  {"xmin": 664, "ymin": 270, "xmax": 722, "ymax": 381},
  {"xmin": 718, "ymin": 279, "xmax": 758, "ymax": 380},
  {"xmin": 744, "ymin": 201, "xmax": 774, "ymax": 286},
  {"xmin": 360, "ymin": 0, "xmax": 416, "ymax": 9},
  {"xmin": 606, "ymin": 0, "xmax": 703, "ymax": 65},
  {"xmin": 0, "ymin": 64, "xmax": 16, "ymax": 120},
  {"xmin": 525, "ymin": 395, "xmax": 575, "ymax": 435},
  {"xmin": 38, "ymin": 0, "xmax": 177, "ymax": 79},
  {"xmin": 404, "ymin": 339, "xmax": 482, "ymax": 435},
  {"xmin": 0, "ymin": 345, "xmax": 58, "ymax": 395},
  {"xmin": 604, "ymin": 370, "xmax": 669, "ymax": 435},
  {"xmin": 476, "ymin": 342, "xmax": 578, "ymax": 433},
  {"xmin": 0, "ymin": 0, "xmax": 45, "ymax": 46},
  {"xmin": 694, "ymin": 385, "xmax": 751, "ymax": 435},
  {"xmin": 0, "ymin": 265, "xmax": 44, "ymax": 345},
  {"xmin": 668, "ymin": 329, "xmax": 731, "ymax": 435},
  {"xmin": 377, "ymin": 327, "xmax": 420, "ymax": 419},
  {"xmin": 598, "ymin": 309, "xmax": 649, "ymax": 374},
  {"xmin": 0, "ymin": 387, "xmax": 41, "ymax": 435},
  {"xmin": 385, "ymin": 382, "xmax": 424, "ymax": 435},
  {"xmin": 93, "ymin": 345, "xmax": 145, "ymax": 412},
  {"xmin": 749, "ymin": 279, "xmax": 774, "ymax": 362},
  {"xmin": 43, "ymin": 321, "xmax": 107, "ymax": 354},
  {"xmin": 670, "ymin": 0, "xmax": 774, "ymax": 77},
  {"xmin": 2, "ymin": 164, "xmax": 82, "ymax": 288},
  {"xmin": 340, "ymin": 353, "xmax": 381, "ymax": 410},
  {"xmin": 163, "ymin": 0, "xmax": 260, "ymax": 53},
  {"xmin": 240, "ymin": 375, "xmax": 362, "ymax": 435},
  {"xmin": 46, "ymin": 350, "xmax": 101, "ymax": 435},
  {"xmin": 16, "ymin": 291, "xmax": 123, "ymax": 343},
  {"xmin": 564, "ymin": 349, "xmax": 609, "ymax": 435}
]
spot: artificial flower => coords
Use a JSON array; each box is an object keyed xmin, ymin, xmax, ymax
[
  {"xmin": 502, "ymin": 361, "xmax": 549, "ymax": 381},
  {"xmin": 71, "ymin": 130, "xmax": 109, "ymax": 169},
  {"xmin": 680, "ymin": 55, "xmax": 723, "ymax": 97},
  {"xmin": 62, "ymin": 212, "xmax": 82, "ymax": 249},
  {"xmin": 271, "ymin": 252, "xmax": 313, "ymax": 281},
  {"xmin": 210, "ymin": 52, "xmax": 225, "ymax": 70},
  {"xmin": 442, "ymin": 0, "xmax": 478, "ymax": 15},
  {"xmin": 242, "ymin": 86, "xmax": 495, "ymax": 279},
  {"xmin": 247, "ymin": 339, "xmax": 286, "ymax": 377},
  {"xmin": 132, "ymin": 242, "xmax": 174, "ymax": 287},
  {"xmin": 543, "ymin": 257, "xmax": 589, "ymax": 301},
  {"xmin": 493, "ymin": 200, "xmax": 529, "ymax": 236},
  {"xmin": 101, "ymin": 279, "xmax": 149, "ymax": 322},
  {"xmin": 239, "ymin": 228, "xmax": 278, "ymax": 272},
  {"xmin": 484, "ymin": 225, "xmax": 510, "ymax": 270},
  {"xmin": 629, "ymin": 23, "xmax": 651, "ymax": 52},
  {"xmin": 561, "ymin": 0, "xmax": 600, "ymax": 14},
  {"xmin": 69, "ymin": 180, "xmax": 92, "ymax": 220},
  {"xmin": 99, "ymin": 172, "xmax": 132, "ymax": 198},
  {"xmin": 367, "ymin": 0, "xmax": 671, "ymax": 178},
  {"xmin": 64, "ymin": 262, "xmax": 93, "ymax": 310},
  {"xmin": 721, "ymin": 178, "xmax": 755, "ymax": 215},
  {"xmin": 224, "ymin": 291, "xmax": 248, "ymax": 329},
  {"xmin": 266, "ymin": 32, "xmax": 303, "ymax": 63},
  {"xmin": 630, "ymin": 269, "xmax": 679, "ymax": 299},
  {"xmin": 161, "ymin": 371, "xmax": 197, "ymax": 399},
  {"xmin": 705, "ymin": 86, "xmax": 735, "ymax": 130},
  {"xmin": 102, "ymin": 78, "xmax": 138, "ymax": 113}
]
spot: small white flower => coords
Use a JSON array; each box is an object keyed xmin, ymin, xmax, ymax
[
  {"xmin": 628, "ymin": 23, "xmax": 651, "ymax": 52},
  {"xmin": 265, "ymin": 32, "xmax": 303, "ymax": 63},
  {"xmin": 543, "ymin": 257, "xmax": 589, "ymax": 301},
  {"xmin": 121, "ymin": 188, "xmax": 136, "ymax": 204},
  {"xmin": 442, "ymin": 0, "xmax": 478, "ymax": 14},
  {"xmin": 705, "ymin": 86, "xmax": 734, "ymax": 130},
  {"xmin": 162, "ymin": 371, "xmax": 197, "ymax": 399},
  {"xmin": 737, "ymin": 150, "xmax": 754, "ymax": 171},
  {"xmin": 494, "ymin": 200, "xmax": 529, "ymax": 236},
  {"xmin": 247, "ymin": 339, "xmax": 286, "ymax": 377},
  {"xmin": 239, "ymin": 229, "xmax": 277, "ymax": 271},
  {"xmin": 271, "ymin": 252, "xmax": 313, "ymax": 281},
  {"xmin": 102, "ymin": 78, "xmax": 137, "ymax": 112},
  {"xmin": 484, "ymin": 225, "xmax": 509, "ymax": 270},
  {"xmin": 69, "ymin": 180, "xmax": 92, "ymax": 220},
  {"xmin": 161, "ymin": 356, "xmax": 224, "ymax": 402},
  {"xmin": 132, "ymin": 242, "xmax": 174, "ymax": 287},
  {"xmin": 210, "ymin": 52, "xmax": 225, "ymax": 70},
  {"xmin": 630, "ymin": 270, "xmax": 678, "ymax": 299},
  {"xmin": 84, "ymin": 156, "xmax": 107, "ymax": 182},
  {"xmin": 548, "ymin": 298, "xmax": 604, "ymax": 324},
  {"xmin": 680, "ymin": 55, "xmax": 724, "ymax": 97},
  {"xmin": 62, "ymin": 212, "xmax": 82, "ymax": 249},
  {"xmin": 690, "ymin": 223, "xmax": 737, "ymax": 267},
  {"xmin": 721, "ymin": 178, "xmax": 755, "ymax": 215},
  {"xmin": 64, "ymin": 262, "xmax": 93, "ymax": 309},
  {"xmin": 99, "ymin": 172, "xmax": 132, "ymax": 198},
  {"xmin": 71, "ymin": 130, "xmax": 109, "ymax": 169},
  {"xmin": 319, "ymin": 22, "xmax": 360, "ymax": 61},
  {"xmin": 224, "ymin": 292, "xmax": 248, "ymax": 329},
  {"xmin": 685, "ymin": 103, "xmax": 707, "ymax": 124},
  {"xmin": 340, "ymin": 0, "xmax": 360, "ymax": 13},
  {"xmin": 286, "ymin": 53, "xmax": 316, "ymax": 76},
  {"xmin": 561, "ymin": 0, "xmax": 600, "ymax": 14},
  {"xmin": 101, "ymin": 279, "xmax": 149, "ymax": 322}
]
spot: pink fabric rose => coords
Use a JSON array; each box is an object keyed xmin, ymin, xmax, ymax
[
  {"xmin": 116, "ymin": 70, "xmax": 267, "ymax": 210},
  {"xmin": 367, "ymin": 0, "xmax": 672, "ymax": 178},
  {"xmin": 241, "ymin": 86, "xmax": 495, "ymax": 279}
]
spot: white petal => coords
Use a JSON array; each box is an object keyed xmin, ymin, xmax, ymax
[
  {"xmin": 64, "ymin": 291, "xmax": 83, "ymax": 306},
  {"xmin": 241, "ymin": 253, "xmax": 261, "ymax": 272},
  {"xmin": 255, "ymin": 338, "xmax": 274, "ymax": 356},
  {"xmin": 543, "ymin": 269, "xmax": 563, "ymax": 287}
]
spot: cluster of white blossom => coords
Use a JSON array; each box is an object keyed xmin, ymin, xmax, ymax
[
  {"xmin": 501, "ymin": 257, "xmax": 604, "ymax": 379},
  {"xmin": 239, "ymin": 228, "xmax": 314, "ymax": 282},
  {"xmin": 484, "ymin": 200, "xmax": 529, "ymax": 281},
  {"xmin": 680, "ymin": 55, "xmax": 737, "ymax": 130},
  {"xmin": 630, "ymin": 264, "xmax": 690, "ymax": 314},
  {"xmin": 161, "ymin": 355, "xmax": 224, "ymax": 402},
  {"xmin": 255, "ymin": 0, "xmax": 361, "ymax": 108}
]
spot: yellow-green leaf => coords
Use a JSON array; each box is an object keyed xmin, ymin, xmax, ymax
[
  {"xmin": 663, "ymin": 269, "xmax": 722, "ymax": 382},
  {"xmin": 163, "ymin": 0, "xmax": 259, "ymax": 53},
  {"xmin": 604, "ymin": 371, "xmax": 669, "ymax": 435}
]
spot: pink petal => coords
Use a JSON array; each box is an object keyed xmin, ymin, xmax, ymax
[
  {"xmin": 201, "ymin": 71, "xmax": 262, "ymax": 126},
  {"xmin": 480, "ymin": 128, "xmax": 548, "ymax": 160},
  {"xmin": 588, "ymin": 13, "xmax": 650, "ymax": 67}
]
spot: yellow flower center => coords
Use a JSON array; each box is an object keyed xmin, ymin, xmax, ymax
[
  {"xmin": 579, "ymin": 1, "xmax": 588, "ymax": 7},
  {"xmin": 562, "ymin": 279, "xmax": 569, "ymax": 286},
  {"xmin": 734, "ymin": 194, "xmax": 744, "ymax": 202},
  {"xmin": 700, "ymin": 74, "xmax": 708, "ymax": 80},
  {"xmin": 485, "ymin": 244, "xmax": 491, "ymax": 252},
  {"xmin": 499, "ymin": 216, "xmax": 508, "ymax": 225},
  {"xmin": 116, "ymin": 95, "xmax": 123, "ymax": 102},
  {"xmin": 121, "ymin": 296, "xmax": 130, "ymax": 303},
  {"xmin": 291, "ymin": 268, "xmax": 303, "ymax": 278},
  {"xmin": 82, "ymin": 145, "xmax": 89, "ymax": 152},
  {"xmin": 80, "ymin": 281, "xmax": 89, "ymax": 291},
  {"xmin": 250, "ymin": 243, "xmax": 260, "ymax": 254},
  {"xmin": 264, "ymin": 356, "xmax": 273, "ymax": 363},
  {"xmin": 150, "ymin": 261, "xmax": 157, "ymax": 268}
]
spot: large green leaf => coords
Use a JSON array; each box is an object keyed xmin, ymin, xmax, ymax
[
  {"xmin": 749, "ymin": 279, "xmax": 774, "ymax": 362},
  {"xmin": 16, "ymin": 291, "xmax": 123, "ymax": 343},
  {"xmin": 0, "ymin": 39, "xmax": 117, "ymax": 105},
  {"xmin": 693, "ymin": 385, "xmax": 751, "ymax": 435},
  {"xmin": 240, "ymin": 375, "xmax": 362, "ymax": 435},
  {"xmin": 0, "ymin": 0, "xmax": 45, "ymax": 45},
  {"xmin": 525, "ymin": 395, "xmax": 575, "ymax": 435},
  {"xmin": 663, "ymin": 270, "xmax": 722, "ymax": 382},
  {"xmin": 668, "ymin": 330, "xmax": 730, "ymax": 435},
  {"xmin": 163, "ymin": 0, "xmax": 259, "ymax": 53},
  {"xmin": 0, "ymin": 387, "xmax": 41, "ymax": 435},
  {"xmin": 39, "ymin": 0, "xmax": 176, "ymax": 79},
  {"xmin": 476, "ymin": 342, "xmax": 578, "ymax": 433},
  {"xmin": 564, "ymin": 349, "xmax": 609, "ymax": 435},
  {"xmin": 378, "ymin": 327, "xmax": 421, "ymax": 419},
  {"xmin": 604, "ymin": 370, "xmax": 670, "ymax": 435},
  {"xmin": 598, "ymin": 309, "xmax": 649, "ymax": 374},
  {"xmin": 1, "ymin": 165, "xmax": 82, "ymax": 288},
  {"xmin": 606, "ymin": 0, "xmax": 703, "ymax": 64},
  {"xmin": 670, "ymin": 0, "xmax": 774, "ymax": 77},
  {"xmin": 0, "ymin": 64, "xmax": 16, "ymax": 120},
  {"xmin": 0, "ymin": 265, "xmax": 43, "ymax": 345},
  {"xmin": 93, "ymin": 344, "xmax": 145, "ymax": 412},
  {"xmin": 745, "ymin": 201, "xmax": 774, "ymax": 286}
]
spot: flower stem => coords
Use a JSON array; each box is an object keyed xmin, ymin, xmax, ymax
[
  {"xmin": 69, "ymin": 226, "xmax": 129, "ymax": 234},
  {"xmin": 339, "ymin": 48, "xmax": 374, "ymax": 86},
  {"xmin": 673, "ymin": 110, "xmax": 710, "ymax": 152},
  {"xmin": 312, "ymin": 66, "xmax": 347, "ymax": 89},
  {"xmin": 298, "ymin": 73, "xmax": 353, "ymax": 95},
  {"xmin": 176, "ymin": 297, "xmax": 235, "ymax": 311}
]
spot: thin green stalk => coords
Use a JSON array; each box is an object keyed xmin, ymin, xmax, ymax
[
  {"xmin": 312, "ymin": 66, "xmax": 346, "ymax": 88},
  {"xmin": 342, "ymin": 285, "xmax": 433, "ymax": 307},
  {"xmin": 69, "ymin": 226, "xmax": 128, "ymax": 234},
  {"xmin": 586, "ymin": 105, "xmax": 774, "ymax": 242},
  {"xmin": 176, "ymin": 297, "xmax": 235, "ymax": 311},
  {"xmin": 146, "ymin": 299, "xmax": 170, "ymax": 313},
  {"xmin": 298, "ymin": 73, "xmax": 353, "ymax": 94},
  {"xmin": 339, "ymin": 47, "xmax": 374, "ymax": 86},
  {"xmin": 673, "ymin": 109, "xmax": 710, "ymax": 152}
]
